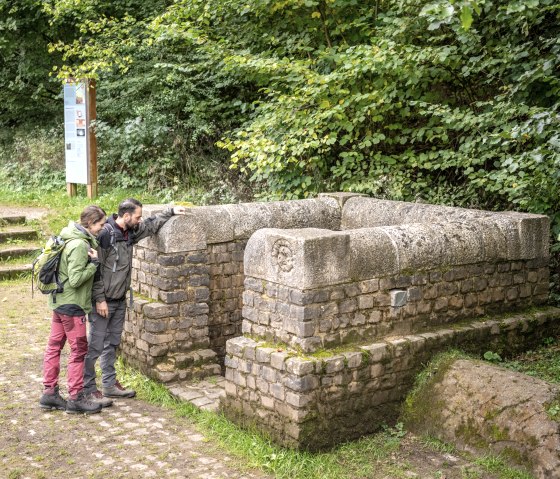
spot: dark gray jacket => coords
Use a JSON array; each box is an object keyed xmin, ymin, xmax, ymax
[{"xmin": 92, "ymin": 208, "xmax": 174, "ymax": 303}]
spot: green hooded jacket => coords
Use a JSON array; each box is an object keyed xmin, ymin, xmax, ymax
[{"xmin": 47, "ymin": 221, "xmax": 99, "ymax": 314}]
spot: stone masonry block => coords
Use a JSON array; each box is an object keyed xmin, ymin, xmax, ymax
[
  {"xmin": 390, "ymin": 290, "xmax": 407, "ymax": 307},
  {"xmin": 254, "ymin": 347, "xmax": 273, "ymax": 363},
  {"xmin": 143, "ymin": 303, "xmax": 179, "ymax": 319},
  {"xmin": 284, "ymin": 375, "xmax": 320, "ymax": 392},
  {"xmin": 285, "ymin": 357, "xmax": 316, "ymax": 376},
  {"xmin": 244, "ymin": 228, "xmax": 351, "ymax": 289},
  {"xmin": 226, "ymin": 336, "xmax": 257, "ymax": 356},
  {"xmin": 144, "ymin": 319, "xmax": 168, "ymax": 333},
  {"xmin": 141, "ymin": 332, "xmax": 173, "ymax": 345},
  {"xmin": 343, "ymin": 352, "xmax": 364, "ymax": 369},
  {"xmin": 324, "ymin": 356, "xmax": 345, "ymax": 374},
  {"xmin": 270, "ymin": 351, "xmax": 289, "ymax": 370},
  {"xmin": 361, "ymin": 343, "xmax": 389, "ymax": 363},
  {"xmin": 159, "ymin": 290, "xmax": 189, "ymax": 303}
]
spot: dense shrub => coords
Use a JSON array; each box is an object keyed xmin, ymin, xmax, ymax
[{"xmin": 1, "ymin": 1, "xmax": 558, "ymax": 303}]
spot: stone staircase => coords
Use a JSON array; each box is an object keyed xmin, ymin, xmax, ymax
[{"xmin": 0, "ymin": 215, "xmax": 41, "ymax": 280}]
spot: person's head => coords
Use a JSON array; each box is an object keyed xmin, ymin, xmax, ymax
[
  {"xmin": 80, "ymin": 205, "xmax": 106, "ymax": 236},
  {"xmin": 117, "ymin": 198, "xmax": 143, "ymax": 230}
]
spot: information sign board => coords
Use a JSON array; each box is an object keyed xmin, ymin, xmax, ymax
[{"xmin": 63, "ymin": 81, "xmax": 89, "ymax": 184}]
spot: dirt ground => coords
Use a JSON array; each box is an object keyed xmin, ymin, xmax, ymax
[{"xmin": 0, "ymin": 281, "xmax": 534, "ymax": 479}]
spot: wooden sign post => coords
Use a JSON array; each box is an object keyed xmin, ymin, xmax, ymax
[{"xmin": 63, "ymin": 79, "xmax": 98, "ymax": 199}]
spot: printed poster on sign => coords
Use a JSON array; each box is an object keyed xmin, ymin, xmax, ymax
[{"xmin": 63, "ymin": 81, "xmax": 89, "ymax": 184}]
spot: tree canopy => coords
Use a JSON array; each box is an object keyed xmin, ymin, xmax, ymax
[{"xmin": 0, "ymin": 0, "xmax": 558, "ymax": 239}]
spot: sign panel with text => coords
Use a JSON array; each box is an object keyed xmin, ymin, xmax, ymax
[{"xmin": 63, "ymin": 81, "xmax": 89, "ymax": 184}]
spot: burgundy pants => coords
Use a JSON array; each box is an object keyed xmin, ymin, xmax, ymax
[{"xmin": 42, "ymin": 311, "xmax": 88, "ymax": 399}]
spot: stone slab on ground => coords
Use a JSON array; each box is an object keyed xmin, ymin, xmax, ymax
[
  {"xmin": 168, "ymin": 376, "xmax": 226, "ymax": 412},
  {"xmin": 405, "ymin": 358, "xmax": 560, "ymax": 479},
  {"xmin": 0, "ymin": 205, "xmax": 49, "ymax": 221}
]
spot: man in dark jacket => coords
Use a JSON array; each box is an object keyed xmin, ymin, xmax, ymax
[{"xmin": 83, "ymin": 198, "xmax": 186, "ymax": 405}]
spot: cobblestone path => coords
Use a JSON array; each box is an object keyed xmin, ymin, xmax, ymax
[{"xmin": 0, "ymin": 282, "xmax": 270, "ymax": 479}]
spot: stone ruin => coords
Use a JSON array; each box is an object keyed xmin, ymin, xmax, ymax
[{"xmin": 123, "ymin": 193, "xmax": 559, "ymax": 450}]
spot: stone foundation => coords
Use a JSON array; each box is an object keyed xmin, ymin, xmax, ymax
[
  {"xmin": 117, "ymin": 193, "xmax": 554, "ymax": 450},
  {"xmin": 223, "ymin": 308, "xmax": 560, "ymax": 450}
]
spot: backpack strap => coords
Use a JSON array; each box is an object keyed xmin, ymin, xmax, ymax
[{"xmin": 102, "ymin": 223, "xmax": 119, "ymax": 272}]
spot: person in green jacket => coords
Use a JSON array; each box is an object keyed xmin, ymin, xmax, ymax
[{"xmin": 39, "ymin": 205, "xmax": 107, "ymax": 415}]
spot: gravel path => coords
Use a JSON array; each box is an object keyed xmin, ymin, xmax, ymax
[{"xmin": 0, "ymin": 282, "xmax": 270, "ymax": 479}]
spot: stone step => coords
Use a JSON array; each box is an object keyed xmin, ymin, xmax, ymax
[
  {"xmin": 0, "ymin": 227, "xmax": 39, "ymax": 244},
  {"xmin": 0, "ymin": 246, "xmax": 41, "ymax": 261},
  {"xmin": 0, "ymin": 215, "xmax": 26, "ymax": 226},
  {"xmin": 0, "ymin": 264, "xmax": 32, "ymax": 280},
  {"xmin": 154, "ymin": 348, "xmax": 222, "ymax": 384},
  {"xmin": 168, "ymin": 376, "xmax": 226, "ymax": 412}
]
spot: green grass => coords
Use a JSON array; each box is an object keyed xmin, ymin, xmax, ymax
[
  {"xmin": 116, "ymin": 357, "xmax": 405, "ymax": 479},
  {"xmin": 473, "ymin": 455, "xmax": 534, "ymax": 479},
  {"xmin": 501, "ymin": 337, "xmax": 560, "ymax": 384},
  {"xmin": 0, "ymin": 251, "xmax": 39, "ymax": 265},
  {"xmin": 116, "ymin": 356, "xmax": 540, "ymax": 479},
  {"xmin": 0, "ymin": 187, "xmax": 169, "ymax": 236}
]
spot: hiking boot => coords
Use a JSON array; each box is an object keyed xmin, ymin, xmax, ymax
[
  {"xmin": 84, "ymin": 390, "xmax": 113, "ymax": 408},
  {"xmin": 39, "ymin": 386, "xmax": 67, "ymax": 411},
  {"xmin": 66, "ymin": 391, "xmax": 102, "ymax": 415},
  {"xmin": 102, "ymin": 380, "xmax": 136, "ymax": 398}
]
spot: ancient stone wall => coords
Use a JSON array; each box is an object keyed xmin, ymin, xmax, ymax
[
  {"xmin": 223, "ymin": 310, "xmax": 560, "ymax": 450},
  {"xmin": 123, "ymin": 198, "xmax": 341, "ymax": 381},
  {"xmin": 222, "ymin": 196, "xmax": 554, "ymax": 449},
  {"xmin": 120, "ymin": 193, "xmax": 555, "ymax": 451},
  {"xmin": 242, "ymin": 258, "xmax": 549, "ymax": 353}
]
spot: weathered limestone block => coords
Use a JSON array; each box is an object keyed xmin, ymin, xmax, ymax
[
  {"xmin": 341, "ymin": 197, "xmax": 549, "ymax": 261},
  {"xmin": 139, "ymin": 197, "xmax": 343, "ymax": 254},
  {"xmin": 404, "ymin": 359, "xmax": 560, "ymax": 479},
  {"xmin": 244, "ymin": 228, "xmax": 351, "ymax": 289}
]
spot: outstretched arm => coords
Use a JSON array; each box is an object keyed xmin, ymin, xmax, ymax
[{"xmin": 133, "ymin": 206, "xmax": 187, "ymax": 243}]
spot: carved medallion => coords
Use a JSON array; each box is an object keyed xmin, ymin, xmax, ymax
[{"xmin": 271, "ymin": 239, "xmax": 294, "ymax": 273}]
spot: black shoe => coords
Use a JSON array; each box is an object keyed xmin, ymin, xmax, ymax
[
  {"xmin": 66, "ymin": 391, "xmax": 102, "ymax": 415},
  {"xmin": 39, "ymin": 386, "xmax": 67, "ymax": 411},
  {"xmin": 84, "ymin": 390, "xmax": 113, "ymax": 408}
]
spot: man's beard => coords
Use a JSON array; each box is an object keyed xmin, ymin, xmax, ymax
[{"xmin": 124, "ymin": 218, "xmax": 137, "ymax": 230}]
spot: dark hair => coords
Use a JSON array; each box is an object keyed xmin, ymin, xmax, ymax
[
  {"xmin": 118, "ymin": 198, "xmax": 142, "ymax": 217},
  {"xmin": 79, "ymin": 205, "xmax": 106, "ymax": 228}
]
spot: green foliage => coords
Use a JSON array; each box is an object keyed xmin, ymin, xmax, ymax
[
  {"xmin": 0, "ymin": 0, "xmax": 64, "ymax": 127},
  {"xmin": 502, "ymin": 337, "xmax": 560, "ymax": 383},
  {"xmin": 1, "ymin": 1, "xmax": 559, "ymax": 256},
  {"xmin": 483, "ymin": 351, "xmax": 503, "ymax": 363},
  {"xmin": 0, "ymin": 127, "xmax": 65, "ymax": 192},
  {"xmin": 212, "ymin": 0, "xmax": 560, "ymax": 213},
  {"xmin": 546, "ymin": 399, "xmax": 560, "ymax": 421}
]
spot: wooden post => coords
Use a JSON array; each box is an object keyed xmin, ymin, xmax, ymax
[
  {"xmin": 87, "ymin": 79, "xmax": 98, "ymax": 199},
  {"xmin": 67, "ymin": 182, "xmax": 77, "ymax": 197}
]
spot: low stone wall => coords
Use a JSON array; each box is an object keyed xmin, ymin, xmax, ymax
[
  {"xmin": 242, "ymin": 260, "xmax": 549, "ymax": 353},
  {"xmin": 123, "ymin": 197, "xmax": 341, "ymax": 380},
  {"xmin": 223, "ymin": 198, "xmax": 552, "ymax": 449},
  {"xmin": 222, "ymin": 308, "xmax": 560, "ymax": 450},
  {"xmin": 242, "ymin": 208, "xmax": 550, "ymax": 353},
  {"xmin": 118, "ymin": 193, "xmax": 554, "ymax": 452}
]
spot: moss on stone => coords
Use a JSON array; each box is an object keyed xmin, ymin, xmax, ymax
[{"xmin": 401, "ymin": 350, "xmax": 469, "ymax": 432}]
